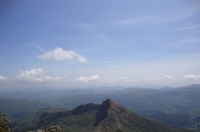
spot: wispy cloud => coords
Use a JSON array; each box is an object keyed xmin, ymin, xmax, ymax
[
  {"xmin": 175, "ymin": 24, "xmax": 200, "ymax": 31},
  {"xmin": 73, "ymin": 75, "xmax": 100, "ymax": 82},
  {"xmin": 35, "ymin": 44, "xmax": 46, "ymax": 52},
  {"xmin": 175, "ymin": 38, "xmax": 200, "ymax": 43},
  {"xmin": 114, "ymin": 8, "xmax": 200, "ymax": 26},
  {"xmin": 20, "ymin": 42, "xmax": 46, "ymax": 52},
  {"xmin": 114, "ymin": 16, "xmax": 160, "ymax": 25},
  {"xmin": 37, "ymin": 47, "xmax": 87, "ymax": 63},
  {"xmin": 158, "ymin": 6, "xmax": 200, "ymax": 23},
  {"xmin": 162, "ymin": 13, "xmax": 196, "ymax": 23},
  {"xmin": 17, "ymin": 68, "xmax": 61, "ymax": 83}
]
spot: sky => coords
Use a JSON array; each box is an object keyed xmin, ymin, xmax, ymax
[{"xmin": 0, "ymin": 0, "xmax": 200, "ymax": 90}]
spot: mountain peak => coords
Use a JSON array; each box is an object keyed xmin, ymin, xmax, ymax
[
  {"xmin": 101, "ymin": 98, "xmax": 126, "ymax": 111},
  {"xmin": 101, "ymin": 98, "xmax": 116, "ymax": 110},
  {"xmin": 95, "ymin": 98, "xmax": 130, "ymax": 126},
  {"xmin": 103, "ymin": 98, "xmax": 128, "ymax": 115},
  {"xmin": 93, "ymin": 99, "xmax": 180, "ymax": 132},
  {"xmin": 102, "ymin": 98, "xmax": 115, "ymax": 105}
]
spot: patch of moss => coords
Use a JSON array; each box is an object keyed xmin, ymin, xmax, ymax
[{"xmin": 0, "ymin": 126, "xmax": 6, "ymax": 132}]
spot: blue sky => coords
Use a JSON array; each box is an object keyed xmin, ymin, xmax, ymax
[{"xmin": 0, "ymin": 0, "xmax": 200, "ymax": 89}]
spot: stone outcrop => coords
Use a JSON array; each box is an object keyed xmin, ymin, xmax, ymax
[
  {"xmin": 0, "ymin": 113, "xmax": 13, "ymax": 132},
  {"xmin": 45, "ymin": 126, "xmax": 63, "ymax": 132},
  {"xmin": 36, "ymin": 126, "xmax": 63, "ymax": 132}
]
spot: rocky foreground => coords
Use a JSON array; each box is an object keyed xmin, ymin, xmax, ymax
[
  {"xmin": 0, "ymin": 113, "xmax": 13, "ymax": 132},
  {"xmin": 36, "ymin": 126, "xmax": 63, "ymax": 132}
]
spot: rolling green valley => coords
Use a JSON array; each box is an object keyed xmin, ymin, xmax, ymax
[{"xmin": 1, "ymin": 84, "xmax": 200, "ymax": 131}]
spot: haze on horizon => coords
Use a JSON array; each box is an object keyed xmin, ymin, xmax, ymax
[{"xmin": 0, "ymin": 0, "xmax": 200, "ymax": 90}]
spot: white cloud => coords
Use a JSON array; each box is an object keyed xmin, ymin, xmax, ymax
[
  {"xmin": 73, "ymin": 75, "xmax": 100, "ymax": 82},
  {"xmin": 162, "ymin": 75, "xmax": 173, "ymax": 79},
  {"xmin": 37, "ymin": 47, "xmax": 87, "ymax": 63},
  {"xmin": 0, "ymin": 76, "xmax": 8, "ymax": 81},
  {"xmin": 184, "ymin": 74, "xmax": 200, "ymax": 79},
  {"xmin": 17, "ymin": 68, "xmax": 61, "ymax": 83}
]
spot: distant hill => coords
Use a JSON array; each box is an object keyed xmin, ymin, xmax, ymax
[
  {"xmin": 0, "ymin": 86, "xmax": 125, "ymax": 100},
  {"xmin": 2, "ymin": 84, "xmax": 200, "ymax": 131},
  {"xmin": 46, "ymin": 84, "xmax": 200, "ymax": 130},
  {"xmin": 12, "ymin": 99, "xmax": 192, "ymax": 132},
  {"xmin": 0, "ymin": 97, "xmax": 49, "ymax": 120},
  {"xmin": 0, "ymin": 88, "xmax": 96, "ymax": 100}
]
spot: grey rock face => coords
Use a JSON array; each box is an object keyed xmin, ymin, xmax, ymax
[{"xmin": 0, "ymin": 113, "xmax": 13, "ymax": 132}]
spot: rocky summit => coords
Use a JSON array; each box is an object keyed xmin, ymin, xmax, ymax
[
  {"xmin": 92, "ymin": 99, "xmax": 178, "ymax": 132},
  {"xmin": 0, "ymin": 113, "xmax": 13, "ymax": 132}
]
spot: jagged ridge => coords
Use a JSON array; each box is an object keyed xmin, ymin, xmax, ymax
[
  {"xmin": 92, "ymin": 99, "xmax": 175, "ymax": 132},
  {"xmin": 13, "ymin": 99, "xmax": 192, "ymax": 132},
  {"xmin": 12, "ymin": 104, "xmax": 101, "ymax": 132}
]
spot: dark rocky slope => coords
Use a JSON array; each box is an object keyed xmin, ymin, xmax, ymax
[
  {"xmin": 0, "ymin": 113, "xmax": 13, "ymax": 132},
  {"xmin": 91, "ymin": 99, "xmax": 190, "ymax": 132}
]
